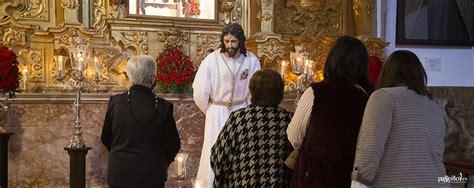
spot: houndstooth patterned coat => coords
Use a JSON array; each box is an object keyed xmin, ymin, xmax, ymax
[{"xmin": 211, "ymin": 105, "xmax": 294, "ymax": 187}]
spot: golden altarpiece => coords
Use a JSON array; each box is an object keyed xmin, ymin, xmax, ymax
[{"xmin": 0, "ymin": 0, "xmax": 388, "ymax": 187}]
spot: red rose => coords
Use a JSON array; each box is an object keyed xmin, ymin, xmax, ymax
[{"xmin": 155, "ymin": 45, "xmax": 196, "ymax": 93}]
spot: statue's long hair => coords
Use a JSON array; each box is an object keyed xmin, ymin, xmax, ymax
[{"xmin": 219, "ymin": 23, "xmax": 247, "ymax": 57}]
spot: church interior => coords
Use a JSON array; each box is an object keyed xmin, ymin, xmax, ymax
[{"xmin": 0, "ymin": 0, "xmax": 473, "ymax": 187}]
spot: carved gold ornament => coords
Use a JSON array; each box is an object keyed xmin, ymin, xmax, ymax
[
  {"xmin": 112, "ymin": 31, "xmax": 149, "ymax": 55},
  {"xmin": 157, "ymin": 28, "xmax": 189, "ymax": 48},
  {"xmin": 257, "ymin": 12, "xmax": 273, "ymax": 21},
  {"xmin": 16, "ymin": 0, "xmax": 49, "ymax": 20},
  {"xmin": 62, "ymin": 0, "xmax": 79, "ymax": 9},
  {"xmin": 196, "ymin": 34, "xmax": 220, "ymax": 66},
  {"xmin": 2, "ymin": 28, "xmax": 23, "ymax": 47},
  {"xmin": 18, "ymin": 48, "xmax": 44, "ymax": 82}
]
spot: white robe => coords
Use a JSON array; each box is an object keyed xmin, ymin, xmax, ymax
[{"xmin": 193, "ymin": 49, "xmax": 261, "ymax": 187}]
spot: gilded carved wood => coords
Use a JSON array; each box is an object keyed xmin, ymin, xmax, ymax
[
  {"xmin": 61, "ymin": 0, "xmax": 79, "ymax": 9},
  {"xmin": 221, "ymin": 0, "xmax": 243, "ymax": 24},
  {"xmin": 15, "ymin": 0, "xmax": 49, "ymax": 20},
  {"xmin": 1, "ymin": 0, "xmax": 383, "ymax": 93},
  {"xmin": 353, "ymin": 0, "xmax": 376, "ymax": 36},
  {"xmin": 275, "ymin": 0, "xmax": 346, "ymax": 36},
  {"xmin": 92, "ymin": 0, "xmax": 108, "ymax": 29},
  {"xmin": 247, "ymin": 34, "xmax": 291, "ymax": 69},
  {"xmin": 157, "ymin": 28, "xmax": 189, "ymax": 48},
  {"xmin": 2, "ymin": 28, "xmax": 24, "ymax": 48},
  {"xmin": 18, "ymin": 48, "xmax": 44, "ymax": 82},
  {"xmin": 112, "ymin": 31, "xmax": 149, "ymax": 55},
  {"xmin": 196, "ymin": 34, "xmax": 220, "ymax": 66},
  {"xmin": 289, "ymin": 36, "xmax": 388, "ymax": 83}
]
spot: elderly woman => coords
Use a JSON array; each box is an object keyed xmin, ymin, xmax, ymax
[
  {"xmin": 210, "ymin": 69, "xmax": 293, "ymax": 187},
  {"xmin": 101, "ymin": 55, "xmax": 180, "ymax": 187}
]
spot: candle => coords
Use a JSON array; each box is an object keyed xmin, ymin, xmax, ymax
[
  {"xmin": 76, "ymin": 52, "xmax": 85, "ymax": 73},
  {"xmin": 281, "ymin": 60, "xmax": 286, "ymax": 80},
  {"xmin": 22, "ymin": 67, "xmax": 28, "ymax": 91},
  {"xmin": 177, "ymin": 155, "xmax": 183, "ymax": 178},
  {"xmin": 94, "ymin": 57, "xmax": 99, "ymax": 80},
  {"xmin": 307, "ymin": 62, "xmax": 313, "ymax": 79},
  {"xmin": 78, "ymin": 57, "xmax": 84, "ymax": 72},
  {"xmin": 304, "ymin": 59, "xmax": 309, "ymax": 75},
  {"xmin": 58, "ymin": 56, "xmax": 64, "ymax": 77},
  {"xmin": 58, "ymin": 56, "xmax": 64, "ymax": 71}
]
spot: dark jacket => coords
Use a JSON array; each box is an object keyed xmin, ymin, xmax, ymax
[
  {"xmin": 291, "ymin": 80, "xmax": 370, "ymax": 188},
  {"xmin": 101, "ymin": 85, "xmax": 180, "ymax": 187}
]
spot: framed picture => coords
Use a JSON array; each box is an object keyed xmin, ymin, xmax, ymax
[
  {"xmin": 126, "ymin": 0, "xmax": 218, "ymax": 23},
  {"xmin": 396, "ymin": 0, "xmax": 474, "ymax": 46}
]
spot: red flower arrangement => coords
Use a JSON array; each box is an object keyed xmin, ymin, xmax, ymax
[
  {"xmin": 0, "ymin": 46, "xmax": 19, "ymax": 98},
  {"xmin": 182, "ymin": 0, "xmax": 201, "ymax": 15},
  {"xmin": 155, "ymin": 45, "xmax": 195, "ymax": 93},
  {"xmin": 368, "ymin": 56, "xmax": 383, "ymax": 87}
]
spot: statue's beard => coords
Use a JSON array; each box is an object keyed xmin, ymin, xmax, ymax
[{"xmin": 226, "ymin": 47, "xmax": 238, "ymax": 58}]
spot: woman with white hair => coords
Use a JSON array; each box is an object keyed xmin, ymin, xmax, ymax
[{"xmin": 101, "ymin": 55, "xmax": 181, "ymax": 187}]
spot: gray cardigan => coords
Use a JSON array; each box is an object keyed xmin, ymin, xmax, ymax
[{"xmin": 351, "ymin": 86, "xmax": 449, "ymax": 187}]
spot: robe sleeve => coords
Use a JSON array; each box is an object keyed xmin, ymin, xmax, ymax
[
  {"xmin": 192, "ymin": 56, "xmax": 212, "ymax": 114},
  {"xmin": 245, "ymin": 55, "xmax": 261, "ymax": 105},
  {"xmin": 210, "ymin": 111, "xmax": 237, "ymax": 186}
]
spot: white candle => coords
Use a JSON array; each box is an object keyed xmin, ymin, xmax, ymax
[
  {"xmin": 58, "ymin": 56, "xmax": 64, "ymax": 71},
  {"xmin": 177, "ymin": 155, "xmax": 183, "ymax": 177},
  {"xmin": 307, "ymin": 62, "xmax": 313, "ymax": 79},
  {"xmin": 78, "ymin": 57, "xmax": 84, "ymax": 72},
  {"xmin": 22, "ymin": 67, "xmax": 28, "ymax": 91},
  {"xmin": 304, "ymin": 59, "xmax": 309, "ymax": 75},
  {"xmin": 94, "ymin": 57, "xmax": 99, "ymax": 80},
  {"xmin": 281, "ymin": 60, "xmax": 286, "ymax": 80}
]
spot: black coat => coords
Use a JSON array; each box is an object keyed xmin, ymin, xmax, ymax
[{"xmin": 101, "ymin": 85, "xmax": 181, "ymax": 187}]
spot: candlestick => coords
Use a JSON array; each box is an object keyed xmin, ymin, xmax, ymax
[{"xmin": 22, "ymin": 67, "xmax": 28, "ymax": 91}]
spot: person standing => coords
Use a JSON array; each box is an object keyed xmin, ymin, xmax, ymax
[
  {"xmin": 287, "ymin": 36, "xmax": 372, "ymax": 187},
  {"xmin": 193, "ymin": 23, "xmax": 261, "ymax": 187},
  {"xmin": 101, "ymin": 55, "xmax": 180, "ymax": 188},
  {"xmin": 351, "ymin": 50, "xmax": 449, "ymax": 187},
  {"xmin": 211, "ymin": 69, "xmax": 293, "ymax": 187}
]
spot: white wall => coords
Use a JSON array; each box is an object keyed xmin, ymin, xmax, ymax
[{"xmin": 378, "ymin": 0, "xmax": 474, "ymax": 87}]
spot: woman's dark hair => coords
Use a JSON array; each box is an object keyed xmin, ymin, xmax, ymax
[
  {"xmin": 323, "ymin": 36, "xmax": 369, "ymax": 89},
  {"xmin": 219, "ymin": 23, "xmax": 247, "ymax": 56},
  {"xmin": 249, "ymin": 69, "xmax": 284, "ymax": 107},
  {"xmin": 376, "ymin": 50, "xmax": 431, "ymax": 98}
]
